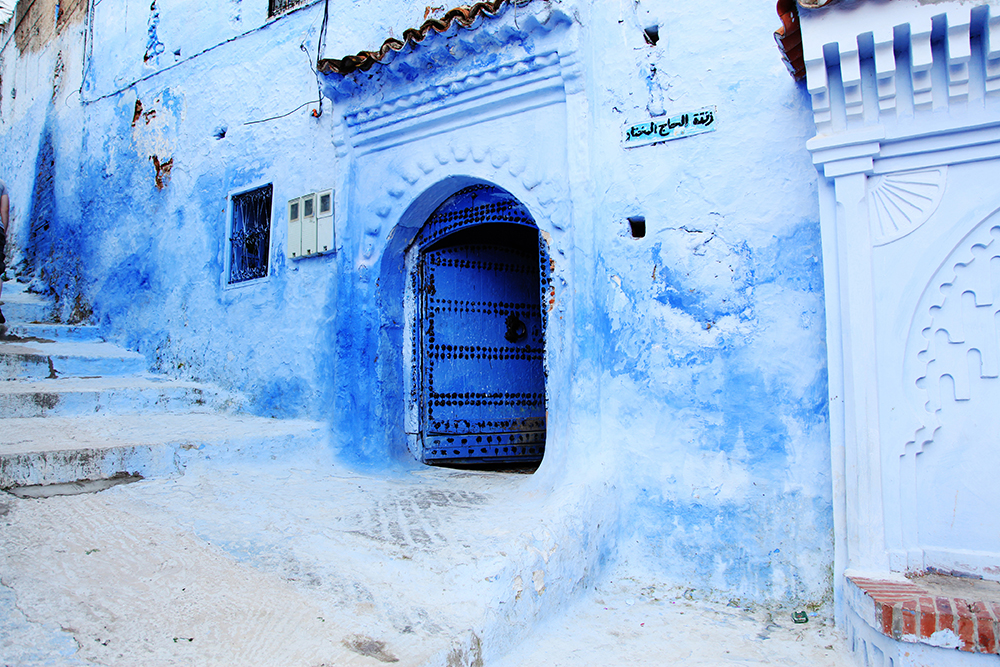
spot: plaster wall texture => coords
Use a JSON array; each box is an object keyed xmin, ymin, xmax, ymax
[
  {"xmin": 0, "ymin": 0, "xmax": 833, "ymax": 609},
  {"xmin": 584, "ymin": 1, "xmax": 830, "ymax": 605}
]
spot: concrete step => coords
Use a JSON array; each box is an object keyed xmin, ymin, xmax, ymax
[
  {"xmin": 0, "ymin": 413, "xmax": 326, "ymax": 488},
  {"xmin": 0, "ymin": 281, "xmax": 54, "ymax": 324},
  {"xmin": 5, "ymin": 322, "xmax": 103, "ymax": 342},
  {"xmin": 0, "ymin": 339, "xmax": 147, "ymax": 379},
  {"xmin": 0, "ymin": 376, "xmax": 246, "ymax": 417}
]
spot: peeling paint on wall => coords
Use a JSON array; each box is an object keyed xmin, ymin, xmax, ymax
[
  {"xmin": 144, "ymin": 1, "xmax": 165, "ymax": 64},
  {"xmin": 150, "ymin": 155, "xmax": 173, "ymax": 190},
  {"xmin": 14, "ymin": 0, "xmax": 86, "ymax": 53}
]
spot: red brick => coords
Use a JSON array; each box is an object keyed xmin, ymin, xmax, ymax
[
  {"xmin": 937, "ymin": 597, "xmax": 956, "ymax": 634},
  {"xmin": 971, "ymin": 601, "xmax": 993, "ymax": 618},
  {"xmin": 955, "ymin": 599, "xmax": 976, "ymax": 652},
  {"xmin": 902, "ymin": 599, "xmax": 918, "ymax": 636},
  {"xmin": 919, "ymin": 597, "xmax": 937, "ymax": 638},
  {"xmin": 878, "ymin": 600, "xmax": 893, "ymax": 636},
  {"xmin": 975, "ymin": 607, "xmax": 997, "ymax": 654}
]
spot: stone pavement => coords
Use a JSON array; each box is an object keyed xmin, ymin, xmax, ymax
[
  {"xmin": 0, "ymin": 452, "xmax": 851, "ymax": 667},
  {"xmin": 0, "ymin": 453, "xmax": 562, "ymax": 666}
]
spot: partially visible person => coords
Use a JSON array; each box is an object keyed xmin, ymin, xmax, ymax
[{"xmin": 0, "ymin": 179, "xmax": 8, "ymax": 325}]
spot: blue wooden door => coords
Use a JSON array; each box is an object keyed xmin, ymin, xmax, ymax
[{"xmin": 417, "ymin": 191, "xmax": 545, "ymax": 465}]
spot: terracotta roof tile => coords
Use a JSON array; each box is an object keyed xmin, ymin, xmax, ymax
[
  {"xmin": 775, "ymin": 0, "xmax": 806, "ymax": 81},
  {"xmin": 318, "ymin": 0, "xmax": 532, "ymax": 76}
]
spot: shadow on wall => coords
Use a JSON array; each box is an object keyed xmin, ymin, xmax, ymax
[{"xmin": 19, "ymin": 108, "xmax": 91, "ymax": 324}]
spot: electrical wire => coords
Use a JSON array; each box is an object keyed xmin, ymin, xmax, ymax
[
  {"xmin": 313, "ymin": 0, "xmax": 329, "ymax": 118},
  {"xmin": 243, "ymin": 98, "xmax": 320, "ymax": 125}
]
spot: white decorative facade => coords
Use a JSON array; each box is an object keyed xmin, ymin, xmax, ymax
[{"xmin": 801, "ymin": 1, "xmax": 1000, "ymax": 663}]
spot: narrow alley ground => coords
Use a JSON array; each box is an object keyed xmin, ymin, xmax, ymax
[{"xmin": 0, "ymin": 447, "xmax": 851, "ymax": 667}]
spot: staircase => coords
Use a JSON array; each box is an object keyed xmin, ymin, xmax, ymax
[{"xmin": 0, "ymin": 279, "xmax": 326, "ymax": 490}]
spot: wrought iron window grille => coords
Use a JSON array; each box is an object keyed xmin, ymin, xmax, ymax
[
  {"xmin": 268, "ymin": 0, "xmax": 306, "ymax": 17},
  {"xmin": 227, "ymin": 184, "xmax": 273, "ymax": 285}
]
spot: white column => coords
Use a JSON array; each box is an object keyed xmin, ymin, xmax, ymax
[{"xmin": 833, "ymin": 170, "xmax": 889, "ymax": 572}]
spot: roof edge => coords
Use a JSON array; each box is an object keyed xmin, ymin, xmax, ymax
[{"xmin": 318, "ymin": 0, "xmax": 533, "ymax": 76}]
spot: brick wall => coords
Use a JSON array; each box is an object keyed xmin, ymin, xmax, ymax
[{"xmin": 847, "ymin": 575, "xmax": 999, "ymax": 655}]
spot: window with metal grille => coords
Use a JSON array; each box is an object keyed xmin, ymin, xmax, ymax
[
  {"xmin": 227, "ymin": 184, "xmax": 273, "ymax": 285},
  {"xmin": 268, "ymin": 0, "xmax": 306, "ymax": 17}
]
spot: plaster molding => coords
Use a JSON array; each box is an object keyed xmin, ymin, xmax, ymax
[
  {"xmin": 343, "ymin": 51, "xmax": 563, "ymax": 131},
  {"xmin": 800, "ymin": 4, "xmax": 1000, "ymax": 136},
  {"xmin": 320, "ymin": 1, "xmax": 573, "ymax": 104},
  {"xmin": 336, "ymin": 42, "xmax": 575, "ymax": 266},
  {"xmin": 867, "ymin": 166, "xmax": 947, "ymax": 246},
  {"xmin": 833, "ymin": 171, "xmax": 888, "ymax": 572}
]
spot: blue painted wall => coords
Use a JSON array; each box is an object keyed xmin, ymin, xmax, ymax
[{"xmin": 0, "ymin": 0, "xmax": 832, "ymax": 606}]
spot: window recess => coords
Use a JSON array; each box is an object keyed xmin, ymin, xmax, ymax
[{"xmin": 227, "ymin": 183, "xmax": 273, "ymax": 285}]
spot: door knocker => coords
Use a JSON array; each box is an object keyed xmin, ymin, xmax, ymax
[{"xmin": 504, "ymin": 313, "xmax": 528, "ymax": 343}]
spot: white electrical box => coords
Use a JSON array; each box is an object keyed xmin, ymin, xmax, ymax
[
  {"xmin": 287, "ymin": 198, "xmax": 302, "ymax": 259},
  {"xmin": 301, "ymin": 192, "xmax": 317, "ymax": 256},
  {"xmin": 317, "ymin": 189, "xmax": 334, "ymax": 254},
  {"xmin": 288, "ymin": 189, "xmax": 334, "ymax": 260}
]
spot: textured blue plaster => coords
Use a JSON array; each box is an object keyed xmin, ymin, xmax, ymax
[
  {"xmin": 647, "ymin": 237, "xmax": 754, "ymax": 326},
  {"xmin": 630, "ymin": 489, "xmax": 833, "ymax": 602},
  {"xmin": 756, "ymin": 220, "xmax": 825, "ymax": 293},
  {"xmin": 23, "ymin": 121, "xmax": 57, "ymax": 275},
  {"xmin": 252, "ymin": 377, "xmax": 309, "ymax": 419}
]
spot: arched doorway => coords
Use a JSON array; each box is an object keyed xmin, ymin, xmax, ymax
[{"xmin": 407, "ymin": 184, "xmax": 547, "ymax": 467}]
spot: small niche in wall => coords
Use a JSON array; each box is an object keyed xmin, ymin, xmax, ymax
[
  {"xmin": 628, "ymin": 216, "xmax": 646, "ymax": 239},
  {"xmin": 643, "ymin": 25, "xmax": 659, "ymax": 46}
]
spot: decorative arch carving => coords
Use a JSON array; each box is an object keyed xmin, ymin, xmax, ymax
[
  {"xmin": 905, "ymin": 212, "xmax": 1000, "ymax": 454},
  {"xmin": 362, "ymin": 142, "xmax": 566, "ymax": 262}
]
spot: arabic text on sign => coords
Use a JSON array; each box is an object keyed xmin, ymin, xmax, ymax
[{"xmin": 623, "ymin": 106, "xmax": 717, "ymax": 148}]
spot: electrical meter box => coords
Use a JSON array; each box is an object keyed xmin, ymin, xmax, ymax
[
  {"xmin": 300, "ymin": 193, "xmax": 317, "ymax": 256},
  {"xmin": 317, "ymin": 189, "xmax": 334, "ymax": 254},
  {"xmin": 288, "ymin": 190, "xmax": 334, "ymax": 260},
  {"xmin": 287, "ymin": 198, "xmax": 302, "ymax": 259}
]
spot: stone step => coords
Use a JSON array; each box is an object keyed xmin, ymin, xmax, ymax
[
  {"xmin": 0, "ymin": 413, "xmax": 326, "ymax": 488},
  {"xmin": 5, "ymin": 322, "xmax": 103, "ymax": 342},
  {"xmin": 0, "ymin": 376, "xmax": 245, "ymax": 417},
  {"xmin": 0, "ymin": 339, "xmax": 147, "ymax": 379},
  {"xmin": 0, "ymin": 281, "xmax": 54, "ymax": 324}
]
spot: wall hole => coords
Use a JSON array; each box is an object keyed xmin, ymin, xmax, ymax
[
  {"xmin": 628, "ymin": 216, "xmax": 646, "ymax": 239},
  {"xmin": 643, "ymin": 25, "xmax": 659, "ymax": 46}
]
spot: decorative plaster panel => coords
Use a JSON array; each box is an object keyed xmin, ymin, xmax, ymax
[
  {"xmin": 867, "ymin": 167, "xmax": 947, "ymax": 246},
  {"xmin": 336, "ymin": 45, "xmax": 571, "ymax": 266},
  {"xmin": 898, "ymin": 211, "xmax": 1000, "ymax": 575},
  {"xmin": 358, "ymin": 140, "xmax": 566, "ymax": 263},
  {"xmin": 907, "ymin": 217, "xmax": 1000, "ymax": 453}
]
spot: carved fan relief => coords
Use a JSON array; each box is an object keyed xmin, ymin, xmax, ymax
[{"xmin": 868, "ymin": 167, "xmax": 947, "ymax": 246}]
